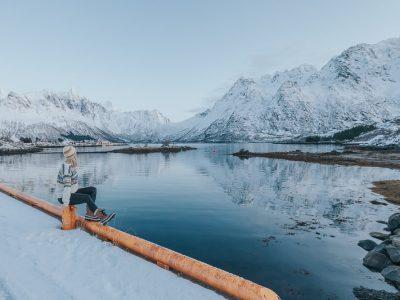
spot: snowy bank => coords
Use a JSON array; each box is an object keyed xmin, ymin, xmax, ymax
[
  {"xmin": 0, "ymin": 193, "xmax": 221, "ymax": 300},
  {"xmin": 0, "ymin": 140, "xmax": 42, "ymax": 155}
]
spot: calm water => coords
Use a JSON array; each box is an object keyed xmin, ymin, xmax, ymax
[{"xmin": 1, "ymin": 143, "xmax": 399, "ymax": 299}]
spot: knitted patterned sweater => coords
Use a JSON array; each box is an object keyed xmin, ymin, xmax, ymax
[{"xmin": 57, "ymin": 162, "xmax": 78, "ymax": 205}]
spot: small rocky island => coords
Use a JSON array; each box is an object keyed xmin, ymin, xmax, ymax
[
  {"xmin": 232, "ymin": 147, "xmax": 400, "ymax": 169},
  {"xmin": 111, "ymin": 145, "xmax": 196, "ymax": 154},
  {"xmin": 0, "ymin": 138, "xmax": 196, "ymax": 156},
  {"xmin": 0, "ymin": 141, "xmax": 43, "ymax": 155}
]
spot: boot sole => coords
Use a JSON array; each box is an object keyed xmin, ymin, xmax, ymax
[
  {"xmin": 84, "ymin": 215, "xmax": 101, "ymax": 222},
  {"xmin": 101, "ymin": 213, "xmax": 116, "ymax": 225}
]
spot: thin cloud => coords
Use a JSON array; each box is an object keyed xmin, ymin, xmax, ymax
[{"xmin": 186, "ymin": 80, "xmax": 234, "ymax": 115}]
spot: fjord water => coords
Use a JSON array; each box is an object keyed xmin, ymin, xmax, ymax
[{"xmin": 1, "ymin": 143, "xmax": 399, "ymax": 299}]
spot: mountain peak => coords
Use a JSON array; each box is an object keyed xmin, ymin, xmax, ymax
[
  {"xmin": 165, "ymin": 37, "xmax": 400, "ymax": 142},
  {"xmin": 0, "ymin": 89, "xmax": 170, "ymax": 142}
]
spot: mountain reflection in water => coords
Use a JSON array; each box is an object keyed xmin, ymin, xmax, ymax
[{"xmin": 1, "ymin": 143, "xmax": 399, "ymax": 299}]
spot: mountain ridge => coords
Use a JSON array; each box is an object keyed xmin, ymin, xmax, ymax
[
  {"xmin": 1, "ymin": 37, "xmax": 400, "ymax": 145},
  {"xmin": 0, "ymin": 89, "xmax": 170, "ymax": 142},
  {"xmin": 163, "ymin": 37, "xmax": 400, "ymax": 144}
]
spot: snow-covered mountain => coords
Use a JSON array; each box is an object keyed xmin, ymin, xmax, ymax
[
  {"xmin": 164, "ymin": 37, "xmax": 400, "ymax": 142},
  {"xmin": 2, "ymin": 37, "xmax": 400, "ymax": 144},
  {"xmin": 351, "ymin": 118, "xmax": 400, "ymax": 147},
  {"xmin": 0, "ymin": 90, "xmax": 169, "ymax": 142}
]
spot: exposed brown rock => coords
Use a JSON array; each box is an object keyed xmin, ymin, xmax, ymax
[{"xmin": 371, "ymin": 181, "xmax": 400, "ymax": 205}]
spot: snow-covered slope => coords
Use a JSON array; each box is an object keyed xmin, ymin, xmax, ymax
[
  {"xmin": 351, "ymin": 118, "xmax": 400, "ymax": 147},
  {"xmin": 0, "ymin": 90, "xmax": 169, "ymax": 142},
  {"xmin": 165, "ymin": 37, "xmax": 400, "ymax": 142}
]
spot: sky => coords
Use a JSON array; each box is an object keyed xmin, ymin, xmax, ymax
[{"xmin": 1, "ymin": 0, "xmax": 400, "ymax": 121}]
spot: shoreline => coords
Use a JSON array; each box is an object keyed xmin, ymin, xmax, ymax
[
  {"xmin": 0, "ymin": 147, "xmax": 43, "ymax": 156},
  {"xmin": 37, "ymin": 142, "xmax": 128, "ymax": 149},
  {"xmin": 0, "ymin": 141, "xmax": 196, "ymax": 156},
  {"xmin": 232, "ymin": 148, "xmax": 400, "ymax": 170},
  {"xmin": 111, "ymin": 145, "xmax": 196, "ymax": 154},
  {"xmin": 371, "ymin": 180, "xmax": 400, "ymax": 205},
  {"xmin": 2, "ymin": 145, "xmax": 198, "ymax": 156}
]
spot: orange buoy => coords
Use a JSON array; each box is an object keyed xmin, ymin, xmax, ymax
[{"xmin": 61, "ymin": 205, "xmax": 77, "ymax": 230}]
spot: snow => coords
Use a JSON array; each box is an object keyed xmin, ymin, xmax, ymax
[
  {"xmin": 0, "ymin": 192, "xmax": 221, "ymax": 300},
  {"xmin": 1, "ymin": 37, "xmax": 400, "ymax": 143},
  {"xmin": 163, "ymin": 37, "xmax": 400, "ymax": 142},
  {"xmin": 0, "ymin": 140, "xmax": 36, "ymax": 151},
  {"xmin": 352, "ymin": 118, "xmax": 400, "ymax": 146},
  {"xmin": 0, "ymin": 90, "xmax": 170, "ymax": 142}
]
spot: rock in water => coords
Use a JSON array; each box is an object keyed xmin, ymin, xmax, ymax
[
  {"xmin": 392, "ymin": 236, "xmax": 400, "ymax": 248},
  {"xmin": 388, "ymin": 213, "xmax": 400, "ymax": 232},
  {"xmin": 382, "ymin": 266, "xmax": 400, "ymax": 287},
  {"xmin": 385, "ymin": 246, "xmax": 400, "ymax": 263},
  {"xmin": 363, "ymin": 251, "xmax": 392, "ymax": 271},
  {"xmin": 377, "ymin": 220, "xmax": 389, "ymax": 225},
  {"xmin": 358, "ymin": 240, "xmax": 378, "ymax": 251},
  {"xmin": 374, "ymin": 242, "xmax": 390, "ymax": 254},
  {"xmin": 370, "ymin": 232, "xmax": 391, "ymax": 241},
  {"xmin": 353, "ymin": 286, "xmax": 400, "ymax": 300}
]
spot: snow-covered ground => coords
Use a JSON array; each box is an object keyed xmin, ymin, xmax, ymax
[{"xmin": 0, "ymin": 192, "xmax": 221, "ymax": 300}]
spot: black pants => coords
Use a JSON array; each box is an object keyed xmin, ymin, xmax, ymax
[{"xmin": 69, "ymin": 186, "xmax": 98, "ymax": 213}]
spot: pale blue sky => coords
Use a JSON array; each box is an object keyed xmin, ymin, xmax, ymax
[{"xmin": 1, "ymin": 0, "xmax": 400, "ymax": 121}]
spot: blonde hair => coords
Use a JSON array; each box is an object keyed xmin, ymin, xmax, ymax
[{"xmin": 66, "ymin": 153, "xmax": 78, "ymax": 167}]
